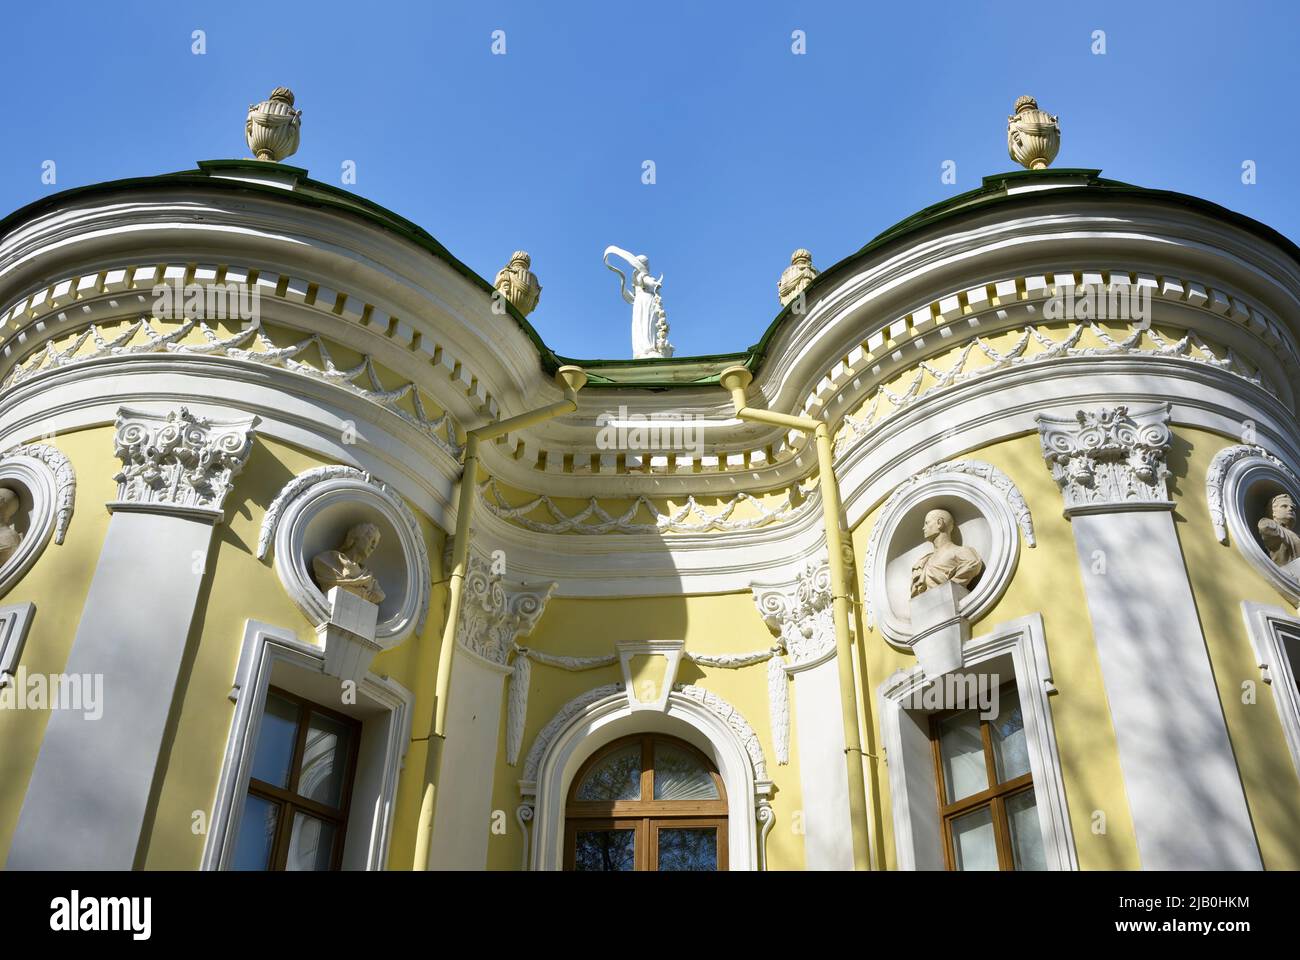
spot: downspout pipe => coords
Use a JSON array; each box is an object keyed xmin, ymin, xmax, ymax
[
  {"xmin": 718, "ymin": 365, "xmax": 873, "ymax": 871},
  {"xmin": 413, "ymin": 364, "xmax": 588, "ymax": 870}
]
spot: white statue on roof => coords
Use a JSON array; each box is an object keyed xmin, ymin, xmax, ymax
[{"xmin": 603, "ymin": 246, "xmax": 674, "ymax": 359}]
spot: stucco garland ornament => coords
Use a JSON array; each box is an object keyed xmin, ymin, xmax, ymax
[
  {"xmin": 505, "ymin": 641, "xmax": 789, "ymax": 767},
  {"xmin": 478, "ymin": 476, "xmax": 818, "ymax": 535}
]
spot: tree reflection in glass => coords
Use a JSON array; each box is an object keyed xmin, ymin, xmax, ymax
[{"xmin": 574, "ymin": 829, "xmax": 636, "ymax": 871}]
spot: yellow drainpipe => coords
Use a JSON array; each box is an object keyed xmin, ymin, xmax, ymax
[
  {"xmin": 413, "ymin": 364, "xmax": 588, "ymax": 870},
  {"xmin": 718, "ymin": 365, "xmax": 873, "ymax": 871}
]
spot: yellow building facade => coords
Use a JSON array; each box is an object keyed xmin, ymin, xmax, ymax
[{"xmin": 2, "ymin": 135, "xmax": 1300, "ymax": 871}]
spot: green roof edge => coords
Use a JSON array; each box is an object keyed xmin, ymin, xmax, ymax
[{"xmin": 3, "ymin": 163, "xmax": 1298, "ymax": 391}]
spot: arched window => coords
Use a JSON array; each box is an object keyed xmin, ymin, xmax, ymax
[{"xmin": 564, "ymin": 734, "xmax": 728, "ymax": 871}]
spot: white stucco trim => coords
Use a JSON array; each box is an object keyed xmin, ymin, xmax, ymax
[
  {"xmin": 202, "ymin": 619, "xmax": 413, "ymax": 871},
  {"xmin": 0, "ymin": 600, "xmax": 35, "ymax": 685},
  {"xmin": 1241, "ymin": 602, "xmax": 1300, "ymax": 789},
  {"xmin": 879, "ymin": 612, "xmax": 1077, "ymax": 871},
  {"xmin": 521, "ymin": 686, "xmax": 771, "ymax": 871}
]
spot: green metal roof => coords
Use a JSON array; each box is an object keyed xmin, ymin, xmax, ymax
[{"xmin": 3, "ymin": 161, "xmax": 1297, "ymax": 391}]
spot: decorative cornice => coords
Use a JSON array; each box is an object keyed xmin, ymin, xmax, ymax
[
  {"xmin": 2, "ymin": 258, "xmax": 1293, "ymax": 500},
  {"xmin": 4, "ymin": 317, "xmax": 461, "ymax": 460},
  {"xmin": 111, "ymin": 406, "xmax": 258, "ymax": 516},
  {"xmin": 1037, "ymin": 404, "xmax": 1173, "ymax": 515},
  {"xmin": 834, "ymin": 321, "xmax": 1263, "ymax": 458},
  {"xmin": 458, "ymin": 553, "xmax": 556, "ymax": 667},
  {"xmin": 479, "ymin": 476, "xmax": 818, "ymax": 536}
]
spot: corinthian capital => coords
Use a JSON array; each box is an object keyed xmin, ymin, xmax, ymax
[
  {"xmin": 112, "ymin": 406, "xmax": 259, "ymax": 519},
  {"xmin": 1037, "ymin": 403, "xmax": 1172, "ymax": 515},
  {"xmin": 457, "ymin": 553, "xmax": 556, "ymax": 667}
]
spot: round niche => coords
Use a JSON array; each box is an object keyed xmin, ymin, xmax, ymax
[
  {"xmin": 1210, "ymin": 445, "xmax": 1300, "ymax": 605},
  {"xmin": 261, "ymin": 467, "xmax": 430, "ymax": 646},
  {"xmin": 865, "ymin": 462, "xmax": 1033, "ymax": 648},
  {"xmin": 0, "ymin": 445, "xmax": 76, "ymax": 601}
]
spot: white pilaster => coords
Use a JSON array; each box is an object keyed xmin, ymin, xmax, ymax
[
  {"xmin": 1040, "ymin": 404, "xmax": 1261, "ymax": 870},
  {"xmin": 6, "ymin": 406, "xmax": 257, "ymax": 870}
]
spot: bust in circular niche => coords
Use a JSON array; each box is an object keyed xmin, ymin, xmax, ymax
[
  {"xmin": 0, "ymin": 487, "xmax": 22, "ymax": 566},
  {"xmin": 910, "ymin": 508, "xmax": 984, "ymax": 598},
  {"xmin": 312, "ymin": 522, "xmax": 386, "ymax": 605},
  {"xmin": 1258, "ymin": 493, "xmax": 1300, "ymax": 573}
]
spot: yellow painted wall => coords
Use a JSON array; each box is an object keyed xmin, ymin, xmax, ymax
[
  {"xmin": 0, "ymin": 426, "xmax": 117, "ymax": 863},
  {"xmin": 850, "ymin": 431, "xmax": 1143, "ymax": 870},
  {"xmin": 1172, "ymin": 425, "xmax": 1300, "ymax": 869},
  {"xmin": 132, "ymin": 435, "xmax": 446, "ymax": 869},
  {"xmin": 482, "ymin": 593, "xmax": 808, "ymax": 870}
]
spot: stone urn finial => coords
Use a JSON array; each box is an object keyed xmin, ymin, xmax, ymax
[
  {"xmin": 493, "ymin": 250, "xmax": 543, "ymax": 316},
  {"xmin": 1007, "ymin": 95, "xmax": 1060, "ymax": 170},
  {"xmin": 246, "ymin": 87, "xmax": 302, "ymax": 163},
  {"xmin": 777, "ymin": 248, "xmax": 819, "ymax": 306}
]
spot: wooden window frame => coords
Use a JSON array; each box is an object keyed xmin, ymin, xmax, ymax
[
  {"xmin": 244, "ymin": 685, "xmax": 361, "ymax": 871},
  {"xmin": 929, "ymin": 681, "xmax": 1034, "ymax": 871},
  {"xmin": 563, "ymin": 734, "xmax": 728, "ymax": 871}
]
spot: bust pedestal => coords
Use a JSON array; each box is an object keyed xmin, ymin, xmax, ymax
[
  {"xmin": 318, "ymin": 586, "xmax": 381, "ymax": 684},
  {"xmin": 908, "ymin": 581, "xmax": 970, "ymax": 679}
]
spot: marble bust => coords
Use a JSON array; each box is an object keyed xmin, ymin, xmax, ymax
[
  {"xmin": 312, "ymin": 522, "xmax": 385, "ymax": 605},
  {"xmin": 0, "ymin": 487, "xmax": 21, "ymax": 567},
  {"xmin": 910, "ymin": 508, "xmax": 984, "ymax": 598},
  {"xmin": 1258, "ymin": 493, "xmax": 1300, "ymax": 570}
]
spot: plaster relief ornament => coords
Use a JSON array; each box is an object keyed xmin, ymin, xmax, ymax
[
  {"xmin": 777, "ymin": 249, "xmax": 819, "ymax": 306},
  {"xmin": 246, "ymin": 87, "xmax": 302, "ymax": 162},
  {"xmin": 493, "ymin": 251, "xmax": 542, "ymax": 316},
  {"xmin": 909, "ymin": 508, "xmax": 984, "ymax": 598},
  {"xmin": 0, "ymin": 488, "xmax": 21, "ymax": 566},
  {"xmin": 312, "ymin": 522, "xmax": 386, "ymax": 605},
  {"xmin": 1037, "ymin": 404, "xmax": 1172, "ymax": 513},
  {"xmin": 604, "ymin": 246, "xmax": 674, "ymax": 359},
  {"xmin": 1007, "ymin": 95, "xmax": 1060, "ymax": 170},
  {"xmin": 1258, "ymin": 493, "xmax": 1300, "ymax": 575}
]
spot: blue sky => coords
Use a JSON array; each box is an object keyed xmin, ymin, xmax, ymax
[{"xmin": 3, "ymin": 1, "xmax": 1297, "ymax": 360}]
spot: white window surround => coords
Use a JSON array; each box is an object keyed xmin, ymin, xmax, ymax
[
  {"xmin": 1241, "ymin": 602, "xmax": 1300, "ymax": 788},
  {"xmin": 520, "ymin": 685, "xmax": 772, "ymax": 871},
  {"xmin": 201, "ymin": 620, "xmax": 413, "ymax": 871},
  {"xmin": 0, "ymin": 600, "xmax": 35, "ymax": 685},
  {"xmin": 878, "ymin": 612, "xmax": 1078, "ymax": 871}
]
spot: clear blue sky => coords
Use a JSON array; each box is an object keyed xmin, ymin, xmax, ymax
[{"xmin": 3, "ymin": 1, "xmax": 1297, "ymax": 360}]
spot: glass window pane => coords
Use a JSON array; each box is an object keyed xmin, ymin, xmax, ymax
[
  {"xmin": 298, "ymin": 711, "xmax": 354, "ymax": 809},
  {"xmin": 230, "ymin": 793, "xmax": 279, "ymax": 870},
  {"xmin": 657, "ymin": 827, "xmax": 717, "ymax": 871},
  {"xmin": 284, "ymin": 812, "xmax": 337, "ymax": 871},
  {"xmin": 249, "ymin": 693, "xmax": 300, "ymax": 789},
  {"xmin": 951, "ymin": 805, "xmax": 998, "ymax": 871},
  {"xmin": 574, "ymin": 829, "xmax": 636, "ymax": 871},
  {"xmin": 653, "ymin": 740, "xmax": 719, "ymax": 801},
  {"xmin": 576, "ymin": 743, "xmax": 641, "ymax": 801},
  {"xmin": 1006, "ymin": 789, "xmax": 1048, "ymax": 871},
  {"xmin": 938, "ymin": 710, "xmax": 989, "ymax": 803},
  {"xmin": 991, "ymin": 687, "xmax": 1031, "ymax": 783}
]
